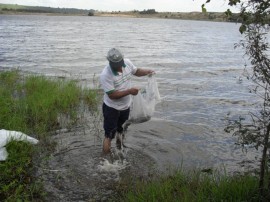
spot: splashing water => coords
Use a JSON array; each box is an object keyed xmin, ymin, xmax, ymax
[
  {"xmin": 97, "ymin": 149, "xmax": 130, "ymax": 182},
  {"xmin": 97, "ymin": 158, "xmax": 129, "ymax": 173}
]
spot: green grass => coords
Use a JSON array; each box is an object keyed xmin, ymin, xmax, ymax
[
  {"xmin": 0, "ymin": 141, "xmax": 44, "ymax": 201},
  {"xmin": 120, "ymin": 170, "xmax": 261, "ymax": 202},
  {"xmin": 0, "ymin": 70, "xmax": 98, "ymax": 201},
  {"xmin": 0, "ymin": 70, "xmax": 98, "ymax": 138}
]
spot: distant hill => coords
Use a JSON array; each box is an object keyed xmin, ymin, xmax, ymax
[
  {"xmin": 0, "ymin": 3, "xmax": 94, "ymax": 15},
  {"xmin": 0, "ymin": 3, "xmax": 240, "ymax": 22}
]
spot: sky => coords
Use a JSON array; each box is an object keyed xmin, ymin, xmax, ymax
[{"xmin": 0, "ymin": 0, "xmax": 239, "ymax": 12}]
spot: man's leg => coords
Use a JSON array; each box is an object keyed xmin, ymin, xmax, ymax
[
  {"xmin": 116, "ymin": 108, "xmax": 130, "ymax": 149},
  {"xmin": 103, "ymin": 137, "xmax": 111, "ymax": 154},
  {"xmin": 102, "ymin": 103, "xmax": 119, "ymax": 154}
]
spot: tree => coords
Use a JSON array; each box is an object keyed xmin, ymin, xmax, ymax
[
  {"xmin": 88, "ymin": 11, "xmax": 94, "ymax": 16},
  {"xmin": 139, "ymin": 9, "xmax": 157, "ymax": 14},
  {"xmin": 204, "ymin": 0, "xmax": 270, "ymax": 198}
]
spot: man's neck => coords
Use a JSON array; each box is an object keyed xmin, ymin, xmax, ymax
[{"xmin": 116, "ymin": 67, "xmax": 123, "ymax": 73}]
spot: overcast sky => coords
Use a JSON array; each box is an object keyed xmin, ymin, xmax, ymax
[{"xmin": 0, "ymin": 0, "xmax": 239, "ymax": 12}]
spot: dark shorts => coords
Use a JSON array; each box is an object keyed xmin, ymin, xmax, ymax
[{"xmin": 102, "ymin": 103, "xmax": 130, "ymax": 139}]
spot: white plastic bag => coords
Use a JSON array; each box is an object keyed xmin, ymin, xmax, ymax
[
  {"xmin": 0, "ymin": 129, "xmax": 39, "ymax": 161},
  {"xmin": 128, "ymin": 75, "xmax": 160, "ymax": 124}
]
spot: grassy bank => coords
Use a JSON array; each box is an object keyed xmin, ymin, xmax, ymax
[
  {"xmin": 119, "ymin": 170, "xmax": 262, "ymax": 202},
  {"xmin": 0, "ymin": 70, "xmax": 98, "ymax": 201}
]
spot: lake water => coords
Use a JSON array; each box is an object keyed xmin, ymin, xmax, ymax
[{"xmin": 0, "ymin": 15, "xmax": 259, "ymax": 173}]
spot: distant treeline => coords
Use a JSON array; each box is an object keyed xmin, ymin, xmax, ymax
[{"xmin": 139, "ymin": 9, "xmax": 157, "ymax": 14}]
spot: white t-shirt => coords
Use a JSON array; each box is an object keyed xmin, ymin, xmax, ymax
[{"xmin": 100, "ymin": 59, "xmax": 138, "ymax": 110}]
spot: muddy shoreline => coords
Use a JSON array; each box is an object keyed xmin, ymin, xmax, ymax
[
  {"xmin": 38, "ymin": 124, "xmax": 156, "ymax": 201},
  {"xmin": 37, "ymin": 116, "xmax": 258, "ymax": 201}
]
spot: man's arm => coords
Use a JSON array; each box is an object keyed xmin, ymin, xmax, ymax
[
  {"xmin": 108, "ymin": 88, "xmax": 139, "ymax": 100},
  {"xmin": 134, "ymin": 68, "xmax": 154, "ymax": 77}
]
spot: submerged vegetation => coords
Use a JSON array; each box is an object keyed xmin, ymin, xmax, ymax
[{"xmin": 0, "ymin": 70, "xmax": 98, "ymax": 201}]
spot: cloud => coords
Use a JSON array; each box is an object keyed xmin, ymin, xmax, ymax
[{"xmin": 0, "ymin": 0, "xmax": 239, "ymax": 12}]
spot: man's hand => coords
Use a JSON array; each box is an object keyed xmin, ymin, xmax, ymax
[
  {"xmin": 147, "ymin": 70, "xmax": 155, "ymax": 76},
  {"xmin": 108, "ymin": 87, "xmax": 140, "ymax": 99},
  {"xmin": 144, "ymin": 69, "xmax": 155, "ymax": 76},
  {"xmin": 135, "ymin": 68, "xmax": 155, "ymax": 77},
  {"xmin": 129, "ymin": 87, "xmax": 140, "ymax": 95}
]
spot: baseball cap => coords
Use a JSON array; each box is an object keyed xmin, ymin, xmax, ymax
[
  {"xmin": 107, "ymin": 48, "xmax": 124, "ymax": 62},
  {"xmin": 107, "ymin": 48, "xmax": 125, "ymax": 68}
]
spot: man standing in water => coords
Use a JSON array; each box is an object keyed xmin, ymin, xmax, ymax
[{"xmin": 100, "ymin": 48, "xmax": 154, "ymax": 154}]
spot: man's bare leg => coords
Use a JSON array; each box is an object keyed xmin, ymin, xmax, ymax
[
  {"xmin": 103, "ymin": 137, "xmax": 111, "ymax": 154},
  {"xmin": 115, "ymin": 132, "xmax": 121, "ymax": 149}
]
